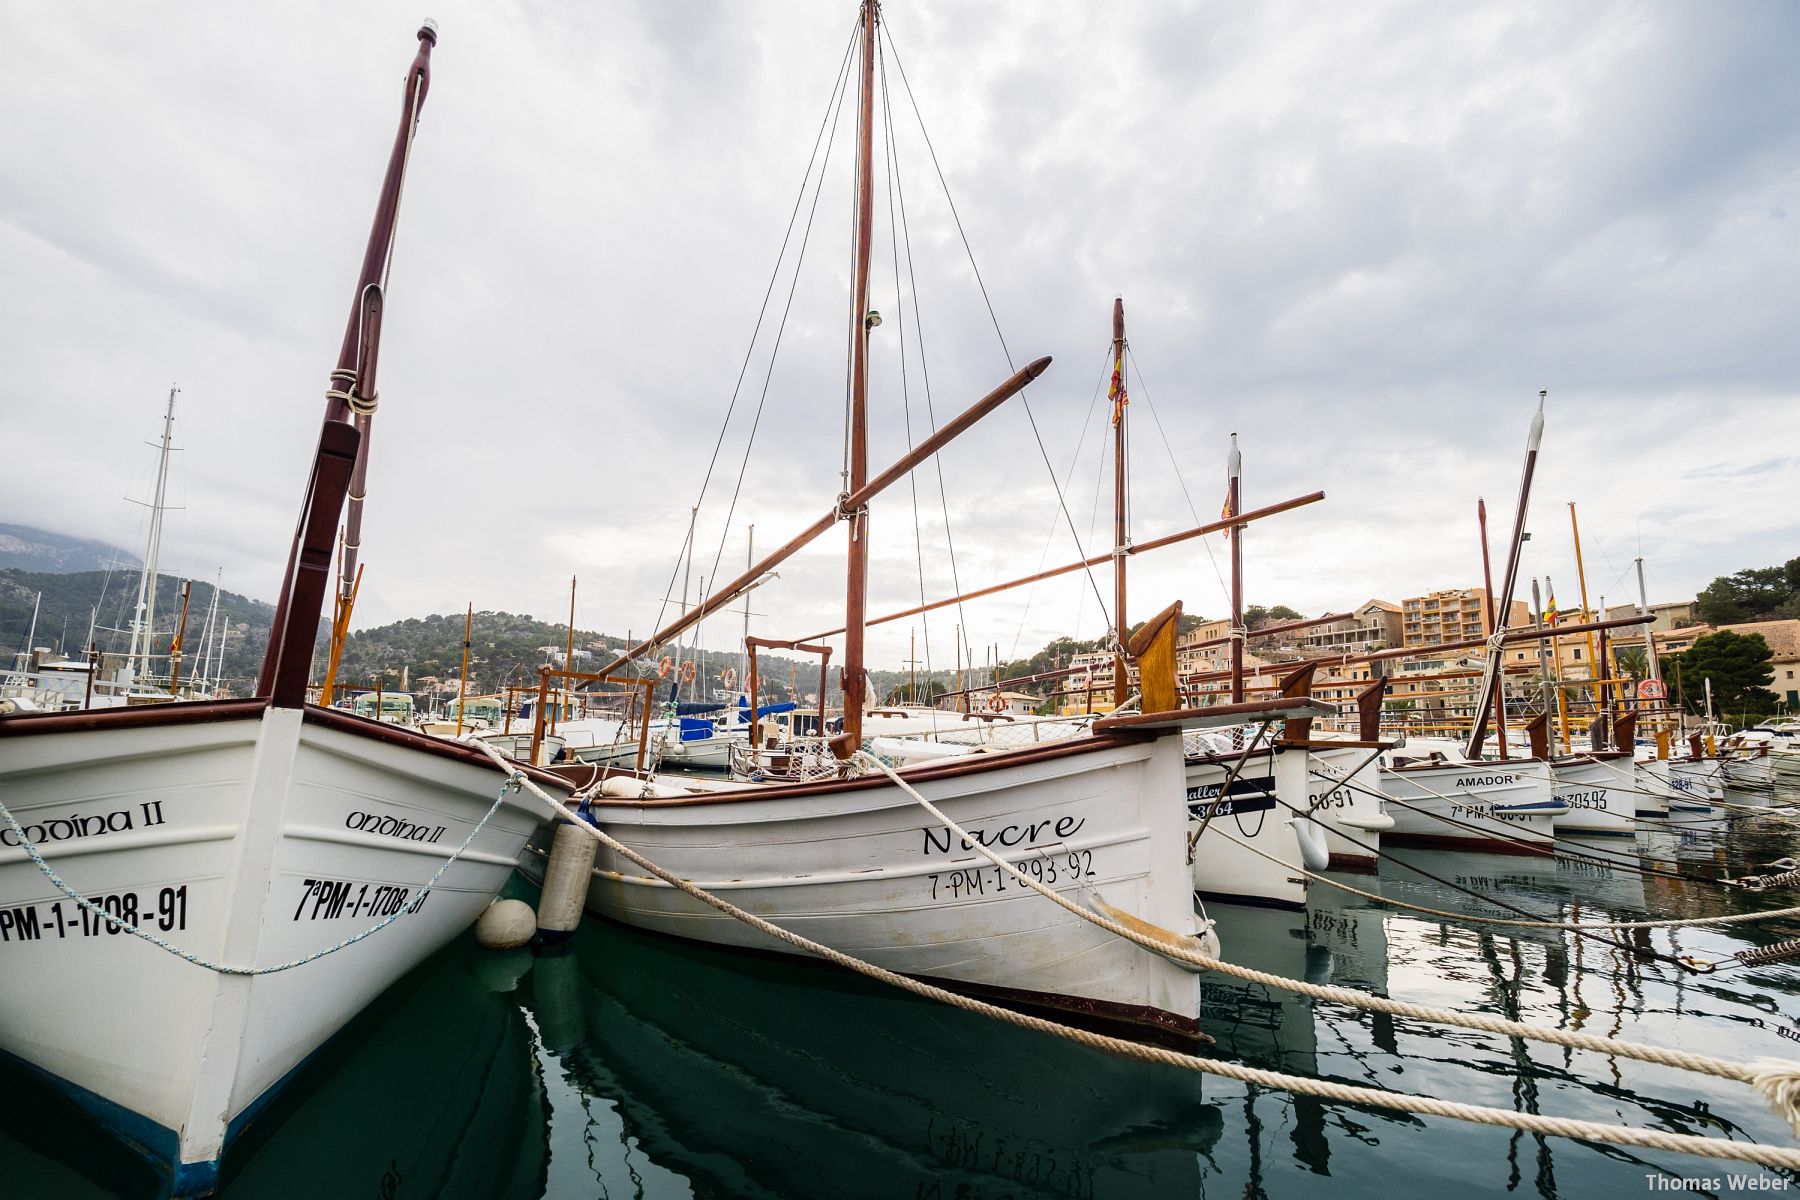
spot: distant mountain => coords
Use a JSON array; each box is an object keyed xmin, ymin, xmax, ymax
[{"xmin": 0, "ymin": 524, "xmax": 140, "ymax": 573}]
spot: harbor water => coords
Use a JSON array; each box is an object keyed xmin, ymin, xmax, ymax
[{"xmin": 5, "ymin": 810, "xmax": 1799, "ymax": 1198}]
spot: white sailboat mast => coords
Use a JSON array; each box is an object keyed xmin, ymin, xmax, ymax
[
  {"xmin": 1635, "ymin": 556, "xmax": 1662, "ymax": 687},
  {"xmin": 127, "ymin": 384, "xmax": 179, "ymax": 679}
]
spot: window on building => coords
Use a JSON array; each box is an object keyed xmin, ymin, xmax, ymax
[{"xmin": 1573, "ymin": 648, "xmax": 1582, "ymax": 660}]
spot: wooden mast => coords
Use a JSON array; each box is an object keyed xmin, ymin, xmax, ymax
[
  {"xmin": 840, "ymin": 0, "xmax": 879, "ymax": 753},
  {"xmin": 1477, "ymin": 498, "xmax": 1508, "ymax": 758},
  {"xmin": 258, "ymin": 21, "xmax": 437, "ymax": 707},
  {"xmin": 1228, "ymin": 434, "xmax": 1245, "ymax": 703},
  {"xmin": 1568, "ymin": 502, "xmax": 1603, "ymax": 730},
  {"xmin": 1110, "ymin": 297, "xmax": 1129, "ymax": 706},
  {"xmin": 455, "ymin": 602, "xmax": 472, "ymax": 736},
  {"xmin": 1465, "ymin": 390, "xmax": 1545, "ymax": 757}
]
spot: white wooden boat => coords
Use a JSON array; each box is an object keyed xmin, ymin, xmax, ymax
[
  {"xmin": 1546, "ymin": 752, "xmax": 1638, "ymax": 837},
  {"xmin": 1302, "ymin": 741, "xmax": 1394, "ymax": 870},
  {"xmin": 0, "ymin": 701, "xmax": 546, "ymax": 1193},
  {"xmin": 1378, "ymin": 739, "xmax": 1563, "ymax": 855},
  {"xmin": 527, "ymin": 701, "xmax": 1321, "ymax": 1038},
  {"xmin": 1184, "ymin": 738, "xmax": 1311, "ymax": 910},
  {"xmin": 0, "ymin": 26, "xmax": 565, "ymax": 1192}
]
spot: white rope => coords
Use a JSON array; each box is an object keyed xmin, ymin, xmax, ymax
[
  {"xmin": 479, "ymin": 742, "xmax": 1800, "ymax": 1165},
  {"xmin": 0, "ymin": 777, "xmax": 517, "ymax": 975}
]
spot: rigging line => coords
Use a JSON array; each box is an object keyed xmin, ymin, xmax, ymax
[
  {"xmin": 878, "ymin": 41, "xmax": 937, "ymax": 703},
  {"xmin": 641, "ymin": 20, "xmax": 860, "ymax": 650},
  {"xmin": 880, "ymin": 24, "xmax": 1112, "ymax": 629},
  {"xmin": 682, "ymin": 19, "xmax": 861, "ymax": 647},
  {"xmin": 882, "ymin": 37, "xmax": 970, "ymax": 671},
  {"xmin": 1007, "ymin": 347, "xmax": 1115, "ymax": 663},
  {"xmin": 1127, "ymin": 345, "xmax": 1232, "ymax": 607}
]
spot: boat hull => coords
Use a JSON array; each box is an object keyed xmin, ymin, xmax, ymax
[
  {"xmin": 1380, "ymin": 758, "xmax": 1560, "ymax": 855},
  {"xmin": 0, "ymin": 702, "xmax": 543, "ymax": 1194},
  {"xmin": 1548, "ymin": 753, "xmax": 1638, "ymax": 837},
  {"xmin": 523, "ymin": 733, "xmax": 1205, "ymax": 1037},
  {"xmin": 1302, "ymin": 744, "xmax": 1392, "ymax": 870},
  {"xmin": 1185, "ymin": 745, "xmax": 1310, "ymax": 910}
]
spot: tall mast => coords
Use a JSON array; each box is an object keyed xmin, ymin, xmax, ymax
[
  {"xmin": 455, "ymin": 603, "xmax": 472, "ymax": 736},
  {"xmin": 129, "ymin": 384, "xmax": 179, "ymax": 680},
  {"xmin": 1636, "ymin": 557, "xmax": 1662, "ymax": 688},
  {"xmin": 1228, "ymin": 434, "xmax": 1245, "ymax": 704},
  {"xmin": 258, "ymin": 21, "xmax": 437, "ymax": 706},
  {"xmin": 1568, "ymin": 502, "xmax": 1603, "ymax": 729},
  {"xmin": 740, "ymin": 525, "xmax": 753, "ymax": 694},
  {"xmin": 840, "ymin": 0, "xmax": 879, "ymax": 751},
  {"xmin": 1110, "ymin": 297, "xmax": 1130, "ymax": 705},
  {"xmin": 1477, "ymin": 498, "xmax": 1507, "ymax": 758},
  {"xmin": 1465, "ymin": 390, "xmax": 1545, "ymax": 757}
]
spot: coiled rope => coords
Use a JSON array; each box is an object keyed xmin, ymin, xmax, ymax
[
  {"xmin": 479, "ymin": 743, "xmax": 1800, "ymax": 1165},
  {"xmin": 0, "ymin": 777, "xmax": 516, "ymax": 975}
]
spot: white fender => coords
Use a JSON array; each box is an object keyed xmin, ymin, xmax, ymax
[{"xmin": 1289, "ymin": 817, "xmax": 1331, "ymax": 874}]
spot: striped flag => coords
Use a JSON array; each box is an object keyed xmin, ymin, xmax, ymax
[
  {"xmin": 1108, "ymin": 346, "xmax": 1128, "ymax": 428},
  {"xmin": 1544, "ymin": 580, "xmax": 1559, "ymax": 625}
]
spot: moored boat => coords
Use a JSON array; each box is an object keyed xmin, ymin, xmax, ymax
[{"xmin": 0, "ymin": 26, "xmax": 563, "ymax": 1192}]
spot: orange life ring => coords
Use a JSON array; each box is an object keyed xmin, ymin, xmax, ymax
[
  {"xmin": 680, "ymin": 660, "xmax": 697, "ymax": 685},
  {"xmin": 987, "ymin": 693, "xmax": 1005, "ymax": 713},
  {"xmin": 657, "ymin": 656, "xmax": 673, "ymax": 679}
]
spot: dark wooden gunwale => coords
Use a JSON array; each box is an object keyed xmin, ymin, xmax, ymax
[{"xmin": 0, "ymin": 698, "xmax": 571, "ymax": 792}]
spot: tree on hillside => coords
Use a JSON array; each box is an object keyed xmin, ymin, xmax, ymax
[
  {"xmin": 1662, "ymin": 630, "xmax": 1777, "ymax": 719},
  {"xmin": 1245, "ymin": 604, "xmax": 1303, "ymax": 631},
  {"xmin": 1695, "ymin": 558, "xmax": 1800, "ymax": 624}
]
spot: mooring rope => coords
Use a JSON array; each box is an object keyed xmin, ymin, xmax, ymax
[
  {"xmin": 0, "ymin": 779, "xmax": 516, "ymax": 975},
  {"xmin": 1204, "ymin": 819, "xmax": 1800, "ymax": 935},
  {"xmin": 481, "ymin": 743, "xmax": 1800, "ymax": 1164}
]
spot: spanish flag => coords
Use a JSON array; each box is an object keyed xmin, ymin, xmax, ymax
[
  {"xmin": 1544, "ymin": 579, "xmax": 1559, "ymax": 625},
  {"xmin": 1108, "ymin": 348, "xmax": 1128, "ymax": 428}
]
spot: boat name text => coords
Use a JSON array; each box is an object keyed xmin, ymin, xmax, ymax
[
  {"xmin": 344, "ymin": 809, "xmax": 447, "ymax": 844},
  {"xmin": 0, "ymin": 800, "xmax": 167, "ymax": 849},
  {"xmin": 922, "ymin": 816, "xmax": 1085, "ymax": 856},
  {"xmin": 1455, "ymin": 774, "xmax": 1518, "ymax": 788}
]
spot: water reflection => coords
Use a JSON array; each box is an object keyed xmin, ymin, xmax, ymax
[{"xmin": 5, "ymin": 817, "xmax": 1800, "ymax": 1197}]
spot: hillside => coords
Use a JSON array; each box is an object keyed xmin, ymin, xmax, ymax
[
  {"xmin": 1, "ymin": 568, "xmax": 274, "ymax": 687},
  {"xmin": 0, "ymin": 524, "xmax": 140, "ymax": 573}
]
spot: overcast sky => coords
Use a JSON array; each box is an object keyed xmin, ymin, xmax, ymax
[{"xmin": 3, "ymin": 1, "xmax": 1796, "ymax": 673}]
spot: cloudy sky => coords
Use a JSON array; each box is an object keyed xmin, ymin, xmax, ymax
[{"xmin": 3, "ymin": 1, "xmax": 1796, "ymax": 674}]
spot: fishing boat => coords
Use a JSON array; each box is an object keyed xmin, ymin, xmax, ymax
[
  {"xmin": 0, "ymin": 26, "xmax": 561, "ymax": 1194},
  {"xmin": 525, "ymin": 3, "xmax": 1332, "ymax": 1037}
]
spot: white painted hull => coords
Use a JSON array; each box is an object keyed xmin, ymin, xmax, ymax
[
  {"xmin": 1185, "ymin": 746, "xmax": 1309, "ymax": 910},
  {"xmin": 1302, "ymin": 744, "xmax": 1392, "ymax": 869},
  {"xmin": 1379, "ymin": 759, "xmax": 1561, "ymax": 855},
  {"xmin": 1637, "ymin": 759, "xmax": 1715, "ymax": 816},
  {"xmin": 1725, "ymin": 754, "xmax": 1775, "ymax": 793},
  {"xmin": 0, "ymin": 704, "xmax": 543, "ymax": 1193},
  {"xmin": 525, "ymin": 733, "xmax": 1205, "ymax": 1036},
  {"xmin": 1548, "ymin": 754, "xmax": 1638, "ymax": 837}
]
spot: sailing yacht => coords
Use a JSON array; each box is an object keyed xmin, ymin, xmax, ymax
[{"xmin": 0, "ymin": 26, "xmax": 563, "ymax": 1194}]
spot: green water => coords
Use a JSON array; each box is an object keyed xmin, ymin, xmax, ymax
[{"xmin": 5, "ymin": 811, "xmax": 1800, "ymax": 1198}]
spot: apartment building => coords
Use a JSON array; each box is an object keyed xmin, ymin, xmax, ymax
[
  {"xmin": 1299, "ymin": 600, "xmax": 1402, "ymax": 654},
  {"xmin": 1400, "ymin": 588, "xmax": 1530, "ymax": 648}
]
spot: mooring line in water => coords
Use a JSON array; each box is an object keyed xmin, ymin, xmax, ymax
[
  {"xmin": 1317, "ymin": 769, "xmax": 1758, "ymax": 893},
  {"xmin": 0, "ymin": 779, "xmax": 515, "ymax": 975},
  {"xmin": 1204, "ymin": 821, "xmax": 1800, "ymax": 936},
  {"xmin": 484, "ymin": 746, "xmax": 1800, "ymax": 1163}
]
